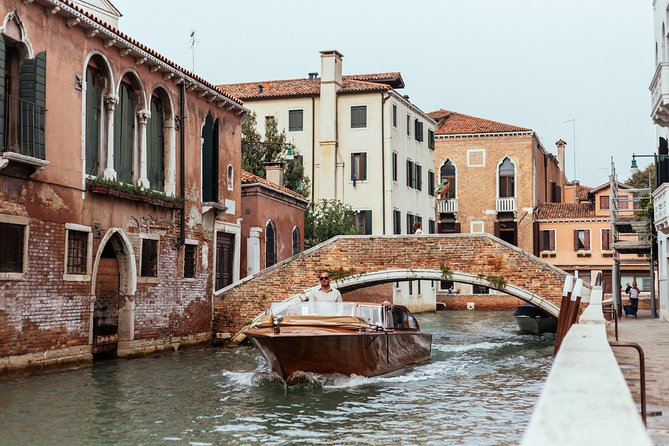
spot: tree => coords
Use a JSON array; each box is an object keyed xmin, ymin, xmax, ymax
[
  {"xmin": 241, "ymin": 112, "xmax": 310, "ymax": 197},
  {"xmin": 625, "ymin": 163, "xmax": 656, "ymax": 192},
  {"xmin": 304, "ymin": 200, "xmax": 359, "ymax": 248}
]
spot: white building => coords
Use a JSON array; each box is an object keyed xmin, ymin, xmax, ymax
[
  {"xmin": 220, "ymin": 50, "xmax": 437, "ymax": 311},
  {"xmin": 650, "ymin": 0, "xmax": 669, "ymax": 321}
]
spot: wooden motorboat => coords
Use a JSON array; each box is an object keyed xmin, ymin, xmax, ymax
[
  {"xmin": 513, "ymin": 304, "xmax": 558, "ymax": 335},
  {"xmin": 245, "ymin": 302, "xmax": 432, "ymax": 385}
]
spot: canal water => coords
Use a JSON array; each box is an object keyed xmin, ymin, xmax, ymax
[{"xmin": 0, "ymin": 311, "xmax": 553, "ymax": 446}]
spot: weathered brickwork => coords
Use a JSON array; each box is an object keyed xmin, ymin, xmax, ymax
[
  {"xmin": 214, "ymin": 234, "xmax": 568, "ymax": 335},
  {"xmin": 437, "ymin": 294, "xmax": 526, "ymax": 311}
]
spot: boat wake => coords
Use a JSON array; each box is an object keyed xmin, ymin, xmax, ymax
[{"xmin": 433, "ymin": 340, "xmax": 523, "ymax": 353}]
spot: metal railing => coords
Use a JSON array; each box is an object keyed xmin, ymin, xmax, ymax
[
  {"xmin": 496, "ymin": 197, "xmax": 517, "ymax": 212},
  {"xmin": 437, "ymin": 198, "xmax": 458, "ymax": 213},
  {"xmin": 1, "ymin": 94, "xmax": 46, "ymax": 160},
  {"xmin": 609, "ymin": 341, "xmax": 647, "ymax": 426}
]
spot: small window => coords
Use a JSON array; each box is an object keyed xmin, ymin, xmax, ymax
[
  {"xmin": 393, "ymin": 210, "xmax": 401, "ymax": 234},
  {"xmin": 406, "ymin": 160, "xmax": 415, "ymax": 188},
  {"xmin": 392, "ymin": 104, "xmax": 397, "ymax": 127},
  {"xmin": 292, "ymin": 227, "xmax": 301, "ymax": 255},
  {"xmin": 66, "ymin": 230, "xmax": 89, "ymax": 275},
  {"xmin": 406, "ymin": 114, "xmax": 411, "ymax": 136},
  {"xmin": 227, "ymin": 164, "xmax": 234, "ymax": 191},
  {"xmin": 288, "ymin": 109, "xmax": 304, "ymax": 132},
  {"xmin": 428, "ymin": 129, "xmax": 435, "ymax": 149},
  {"xmin": 141, "ymin": 239, "xmax": 159, "ymax": 277},
  {"xmin": 0, "ymin": 221, "xmax": 26, "ymax": 274},
  {"xmin": 440, "ymin": 280, "xmax": 454, "ymax": 291},
  {"xmin": 574, "ymin": 229, "xmax": 591, "ymax": 251},
  {"xmin": 601, "ymin": 228, "xmax": 611, "ymax": 251},
  {"xmin": 414, "ymin": 120, "xmax": 424, "ymax": 142},
  {"xmin": 428, "ymin": 170, "xmax": 435, "ymax": 196},
  {"xmin": 392, "ymin": 152, "xmax": 398, "ymax": 182},
  {"xmin": 354, "ymin": 210, "xmax": 372, "ymax": 235},
  {"xmin": 406, "ymin": 213, "xmax": 415, "ymax": 235},
  {"xmin": 429, "ymin": 219, "xmax": 435, "ymax": 234},
  {"xmin": 540, "ymin": 229, "xmax": 556, "ymax": 252},
  {"xmin": 351, "ymin": 153, "xmax": 367, "ymax": 181},
  {"xmin": 265, "ymin": 221, "xmax": 276, "ymax": 268},
  {"xmin": 184, "ymin": 244, "xmax": 197, "ymax": 278},
  {"xmin": 600, "ymin": 195, "xmax": 610, "ymax": 210},
  {"xmin": 351, "ymin": 105, "xmax": 367, "ymax": 129},
  {"xmin": 473, "ymin": 284, "xmax": 489, "ymax": 294},
  {"xmin": 415, "ymin": 164, "xmax": 423, "ymax": 191}
]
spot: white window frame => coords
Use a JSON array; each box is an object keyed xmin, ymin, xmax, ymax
[
  {"xmin": 351, "ymin": 151, "xmax": 368, "ymax": 183},
  {"xmin": 63, "ymin": 223, "xmax": 93, "ymax": 282},
  {"xmin": 470, "ymin": 221, "xmax": 485, "ymax": 234},
  {"xmin": 288, "ymin": 108, "xmax": 304, "ymax": 133},
  {"xmin": 540, "ymin": 228, "xmax": 557, "ymax": 253},
  {"xmin": 600, "ymin": 228, "xmax": 613, "ymax": 253},
  {"xmin": 466, "ymin": 148, "xmax": 486, "ymax": 167},
  {"xmin": 496, "ymin": 155, "xmax": 517, "ymax": 199},
  {"xmin": 350, "ymin": 104, "xmax": 367, "ymax": 130},
  {"xmin": 138, "ymin": 233, "xmax": 161, "ymax": 283},
  {"xmin": 227, "ymin": 164, "xmax": 234, "ymax": 191},
  {"xmin": 0, "ymin": 214, "xmax": 29, "ymax": 281},
  {"xmin": 183, "ymin": 239, "xmax": 199, "ymax": 282}
]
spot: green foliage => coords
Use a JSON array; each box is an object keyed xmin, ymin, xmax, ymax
[
  {"xmin": 241, "ymin": 112, "xmax": 309, "ymax": 197},
  {"xmin": 486, "ymin": 275, "xmax": 507, "ymax": 290},
  {"xmin": 304, "ymin": 200, "xmax": 358, "ymax": 248},
  {"xmin": 439, "ymin": 263, "xmax": 453, "ymax": 280},
  {"xmin": 625, "ymin": 163, "xmax": 656, "ymax": 192},
  {"xmin": 87, "ymin": 176, "xmax": 184, "ymax": 204},
  {"xmin": 327, "ymin": 267, "xmax": 359, "ymax": 281}
]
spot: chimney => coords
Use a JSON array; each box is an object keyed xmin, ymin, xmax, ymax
[
  {"xmin": 320, "ymin": 50, "xmax": 343, "ymax": 87},
  {"xmin": 265, "ymin": 162, "xmax": 285, "ymax": 187},
  {"xmin": 308, "ymin": 72, "xmax": 319, "ymax": 80},
  {"xmin": 257, "ymin": 84, "xmax": 264, "ymax": 94},
  {"xmin": 318, "ymin": 51, "xmax": 344, "ymax": 200},
  {"xmin": 556, "ymin": 139, "xmax": 567, "ymax": 181}
]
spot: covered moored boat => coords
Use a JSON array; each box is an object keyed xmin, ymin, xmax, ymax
[
  {"xmin": 513, "ymin": 303, "xmax": 558, "ymax": 335},
  {"xmin": 245, "ymin": 302, "xmax": 432, "ymax": 385}
]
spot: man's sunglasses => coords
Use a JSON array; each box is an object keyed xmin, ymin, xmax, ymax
[{"xmin": 319, "ymin": 276, "xmax": 329, "ymax": 281}]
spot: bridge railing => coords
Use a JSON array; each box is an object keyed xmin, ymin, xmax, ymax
[{"xmin": 522, "ymin": 286, "xmax": 651, "ymax": 445}]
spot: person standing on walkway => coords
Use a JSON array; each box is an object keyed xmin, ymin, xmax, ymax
[
  {"xmin": 629, "ymin": 281, "xmax": 640, "ymax": 318},
  {"xmin": 303, "ymin": 271, "xmax": 342, "ymax": 302},
  {"xmin": 412, "ymin": 221, "xmax": 423, "ymax": 234}
]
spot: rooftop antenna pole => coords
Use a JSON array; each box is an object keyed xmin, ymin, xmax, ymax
[
  {"xmin": 564, "ymin": 119, "xmax": 576, "ymax": 180},
  {"xmin": 190, "ymin": 30, "xmax": 197, "ymax": 72}
]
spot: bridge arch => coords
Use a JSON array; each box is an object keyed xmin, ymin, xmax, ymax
[{"xmin": 214, "ymin": 233, "xmax": 588, "ymax": 337}]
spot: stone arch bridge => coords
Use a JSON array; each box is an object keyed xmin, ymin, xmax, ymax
[{"xmin": 213, "ymin": 234, "xmax": 588, "ymax": 338}]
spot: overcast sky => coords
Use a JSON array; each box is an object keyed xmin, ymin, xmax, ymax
[{"xmin": 112, "ymin": 0, "xmax": 655, "ymax": 188}]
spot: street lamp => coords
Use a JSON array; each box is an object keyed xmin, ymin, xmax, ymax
[{"xmin": 630, "ymin": 153, "xmax": 669, "ymax": 175}]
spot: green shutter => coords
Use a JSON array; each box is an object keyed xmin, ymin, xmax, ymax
[
  {"xmin": 202, "ymin": 113, "xmax": 215, "ymax": 202},
  {"xmin": 85, "ymin": 68, "xmax": 102, "ymax": 175},
  {"xmin": 148, "ymin": 98, "xmax": 164, "ymax": 191},
  {"xmin": 361, "ymin": 153, "xmax": 367, "ymax": 181},
  {"xmin": 364, "ymin": 210, "xmax": 372, "ymax": 235},
  {"xmin": 0, "ymin": 38, "xmax": 5, "ymax": 151},
  {"xmin": 19, "ymin": 51, "xmax": 46, "ymax": 159},
  {"xmin": 114, "ymin": 83, "xmax": 135, "ymax": 183}
]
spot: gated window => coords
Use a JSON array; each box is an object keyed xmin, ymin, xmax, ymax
[
  {"xmin": 601, "ymin": 229, "xmax": 611, "ymax": 251},
  {"xmin": 265, "ymin": 220, "xmax": 276, "ymax": 268},
  {"xmin": 292, "ymin": 227, "xmax": 301, "ymax": 255},
  {"xmin": 0, "ymin": 221, "xmax": 26, "ymax": 273},
  {"xmin": 288, "ymin": 109, "xmax": 303, "ymax": 132},
  {"xmin": 574, "ymin": 229, "xmax": 591, "ymax": 251},
  {"xmin": 414, "ymin": 119, "xmax": 424, "ymax": 142},
  {"xmin": 147, "ymin": 92, "xmax": 165, "ymax": 191},
  {"xmin": 392, "ymin": 152, "xmax": 398, "ymax": 181},
  {"xmin": 140, "ymin": 239, "xmax": 159, "ymax": 277},
  {"xmin": 392, "ymin": 104, "xmax": 397, "ymax": 127},
  {"xmin": 201, "ymin": 112, "xmax": 219, "ymax": 202},
  {"xmin": 393, "ymin": 209, "xmax": 401, "ymax": 234},
  {"xmin": 184, "ymin": 243, "xmax": 196, "ymax": 278},
  {"xmin": 540, "ymin": 229, "xmax": 556, "ymax": 252},
  {"xmin": 498, "ymin": 157, "xmax": 515, "ymax": 198},
  {"xmin": 84, "ymin": 59, "xmax": 106, "ymax": 176},
  {"xmin": 66, "ymin": 230, "xmax": 88, "ymax": 275},
  {"xmin": 354, "ymin": 210, "xmax": 372, "ymax": 235},
  {"xmin": 114, "ymin": 79, "xmax": 138, "ymax": 184},
  {"xmin": 351, "ymin": 152, "xmax": 367, "ymax": 182},
  {"xmin": 351, "ymin": 105, "xmax": 367, "ymax": 128}
]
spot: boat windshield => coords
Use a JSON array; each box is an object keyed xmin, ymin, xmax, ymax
[{"xmin": 268, "ymin": 302, "xmax": 383, "ymax": 326}]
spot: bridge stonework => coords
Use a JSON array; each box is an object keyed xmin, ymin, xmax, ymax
[{"xmin": 213, "ymin": 234, "xmax": 569, "ymax": 336}]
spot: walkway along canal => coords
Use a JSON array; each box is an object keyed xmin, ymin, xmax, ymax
[{"xmin": 0, "ymin": 311, "xmax": 552, "ymax": 445}]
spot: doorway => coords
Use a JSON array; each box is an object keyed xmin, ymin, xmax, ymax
[
  {"xmin": 216, "ymin": 232, "xmax": 235, "ymax": 290},
  {"xmin": 93, "ymin": 243, "xmax": 120, "ymax": 358}
]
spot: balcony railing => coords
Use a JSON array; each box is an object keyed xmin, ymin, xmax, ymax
[
  {"xmin": 496, "ymin": 197, "xmax": 517, "ymax": 212},
  {"xmin": 654, "ymin": 182, "xmax": 669, "ymax": 234},
  {"xmin": 438, "ymin": 198, "xmax": 458, "ymax": 213},
  {"xmin": 1, "ymin": 94, "xmax": 46, "ymax": 160},
  {"xmin": 650, "ymin": 62, "xmax": 669, "ymax": 126}
]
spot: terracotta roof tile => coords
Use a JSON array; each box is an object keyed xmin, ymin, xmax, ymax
[
  {"xmin": 535, "ymin": 202, "xmax": 596, "ymax": 220},
  {"xmin": 575, "ymin": 185, "xmax": 592, "ymax": 202},
  {"xmin": 240, "ymin": 170, "xmax": 307, "ymax": 202},
  {"xmin": 218, "ymin": 74, "xmax": 393, "ymax": 100},
  {"xmin": 427, "ymin": 109, "xmax": 531, "ymax": 135},
  {"xmin": 55, "ymin": 0, "xmax": 243, "ymax": 106}
]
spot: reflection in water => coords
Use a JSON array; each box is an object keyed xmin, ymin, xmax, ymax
[{"xmin": 0, "ymin": 311, "xmax": 553, "ymax": 445}]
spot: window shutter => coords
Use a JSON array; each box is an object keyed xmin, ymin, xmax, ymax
[
  {"xmin": 406, "ymin": 160, "xmax": 411, "ymax": 187},
  {"xmin": 351, "ymin": 153, "xmax": 356, "ymax": 180},
  {"xmin": 573, "ymin": 229, "xmax": 579, "ymax": 251},
  {"xmin": 550, "ymin": 231, "xmax": 555, "ymax": 251},
  {"xmin": 494, "ymin": 221, "xmax": 500, "ymax": 238},
  {"xmin": 19, "ymin": 51, "xmax": 47, "ymax": 159},
  {"xmin": 454, "ymin": 223, "xmax": 461, "ymax": 233},
  {"xmin": 364, "ymin": 210, "xmax": 372, "ymax": 235},
  {"xmin": 585, "ymin": 229, "xmax": 591, "ymax": 250},
  {"xmin": 85, "ymin": 68, "xmax": 102, "ymax": 175},
  {"xmin": 148, "ymin": 98, "xmax": 164, "ymax": 190},
  {"xmin": 0, "ymin": 38, "xmax": 5, "ymax": 151},
  {"xmin": 361, "ymin": 153, "xmax": 367, "ymax": 181}
]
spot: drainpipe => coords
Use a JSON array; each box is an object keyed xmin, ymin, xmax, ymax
[
  {"xmin": 177, "ymin": 80, "xmax": 186, "ymax": 248},
  {"xmin": 311, "ymin": 95, "xmax": 315, "ymax": 204},
  {"xmin": 381, "ymin": 91, "xmax": 391, "ymax": 234}
]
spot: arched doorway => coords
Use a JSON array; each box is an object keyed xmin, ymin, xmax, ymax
[{"xmin": 90, "ymin": 229, "xmax": 137, "ymax": 359}]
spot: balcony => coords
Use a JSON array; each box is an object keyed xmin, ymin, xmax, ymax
[
  {"xmin": 650, "ymin": 63, "xmax": 669, "ymax": 126},
  {"xmin": 496, "ymin": 197, "xmax": 517, "ymax": 213},
  {"xmin": 438, "ymin": 198, "xmax": 458, "ymax": 214},
  {"xmin": 654, "ymin": 182, "xmax": 669, "ymax": 234}
]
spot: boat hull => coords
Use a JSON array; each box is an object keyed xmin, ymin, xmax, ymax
[
  {"xmin": 247, "ymin": 328, "xmax": 432, "ymax": 384},
  {"xmin": 514, "ymin": 315, "xmax": 558, "ymax": 335}
]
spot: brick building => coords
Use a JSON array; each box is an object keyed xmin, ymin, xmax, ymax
[
  {"xmin": 0, "ymin": 0, "xmax": 246, "ymax": 374},
  {"xmin": 240, "ymin": 168, "xmax": 308, "ymax": 278}
]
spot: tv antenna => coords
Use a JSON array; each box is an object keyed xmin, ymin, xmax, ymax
[
  {"xmin": 563, "ymin": 118, "xmax": 576, "ymax": 180},
  {"xmin": 189, "ymin": 30, "xmax": 198, "ymax": 72}
]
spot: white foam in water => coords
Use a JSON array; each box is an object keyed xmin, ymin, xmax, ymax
[{"xmin": 433, "ymin": 340, "xmax": 523, "ymax": 353}]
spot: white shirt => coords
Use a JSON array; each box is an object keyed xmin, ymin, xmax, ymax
[
  {"xmin": 307, "ymin": 287, "xmax": 342, "ymax": 302},
  {"xmin": 414, "ymin": 229, "xmax": 423, "ymax": 234},
  {"xmin": 629, "ymin": 287, "xmax": 640, "ymax": 299}
]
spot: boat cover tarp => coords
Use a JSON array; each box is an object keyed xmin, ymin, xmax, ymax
[{"xmin": 250, "ymin": 315, "xmax": 370, "ymax": 330}]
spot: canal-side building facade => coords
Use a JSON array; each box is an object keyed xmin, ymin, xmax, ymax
[
  {"xmin": 240, "ymin": 169, "xmax": 308, "ymax": 279},
  {"xmin": 220, "ymin": 51, "xmax": 437, "ymax": 312},
  {"xmin": 0, "ymin": 0, "xmax": 245, "ymax": 374}
]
